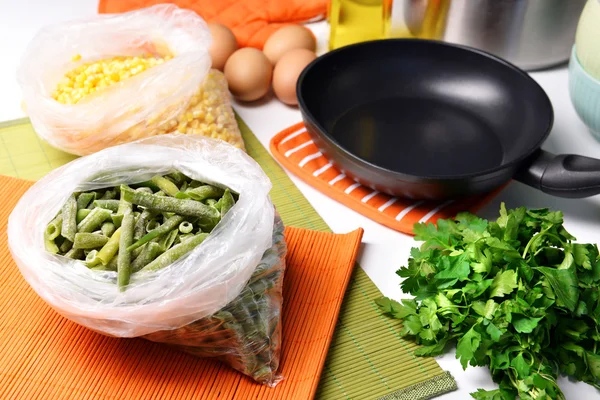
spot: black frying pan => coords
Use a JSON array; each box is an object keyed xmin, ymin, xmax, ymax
[{"xmin": 297, "ymin": 39, "xmax": 600, "ymax": 200}]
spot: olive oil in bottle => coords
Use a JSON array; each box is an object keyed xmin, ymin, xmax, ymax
[{"xmin": 328, "ymin": 0, "xmax": 385, "ymax": 50}]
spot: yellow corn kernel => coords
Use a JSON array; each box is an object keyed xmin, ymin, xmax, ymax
[
  {"xmin": 71, "ymin": 54, "xmax": 82, "ymax": 62},
  {"xmin": 52, "ymin": 54, "xmax": 169, "ymax": 104}
]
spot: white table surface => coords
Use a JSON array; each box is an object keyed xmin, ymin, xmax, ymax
[{"xmin": 2, "ymin": 2, "xmax": 600, "ymax": 399}]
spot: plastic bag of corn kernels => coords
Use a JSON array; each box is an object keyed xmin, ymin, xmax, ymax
[{"xmin": 17, "ymin": 4, "xmax": 245, "ymax": 156}]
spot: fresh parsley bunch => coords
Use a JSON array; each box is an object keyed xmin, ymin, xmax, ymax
[{"xmin": 377, "ymin": 203, "xmax": 600, "ymax": 399}]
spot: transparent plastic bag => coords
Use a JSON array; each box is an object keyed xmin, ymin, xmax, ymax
[
  {"xmin": 16, "ymin": 4, "xmax": 213, "ymax": 156},
  {"xmin": 8, "ymin": 132, "xmax": 281, "ymax": 338},
  {"xmin": 144, "ymin": 214, "xmax": 286, "ymax": 385}
]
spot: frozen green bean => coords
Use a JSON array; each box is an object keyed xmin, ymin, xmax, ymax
[
  {"xmin": 59, "ymin": 239, "xmax": 73, "ymax": 253},
  {"xmin": 64, "ymin": 247, "xmax": 84, "ymax": 259},
  {"xmin": 100, "ymin": 189, "xmax": 117, "ymax": 200},
  {"xmin": 44, "ymin": 232, "xmax": 59, "ymax": 254},
  {"xmin": 146, "ymin": 220, "xmax": 160, "ymax": 232},
  {"xmin": 129, "ymin": 215, "xmax": 184, "ymax": 252},
  {"xmin": 131, "ymin": 242, "xmax": 163, "ymax": 272},
  {"xmin": 167, "ymin": 171, "xmax": 187, "ymax": 184},
  {"xmin": 185, "ymin": 185, "xmax": 224, "ymax": 201},
  {"xmin": 76, "ymin": 192, "xmax": 95, "ymax": 210},
  {"xmin": 101, "ymin": 222, "xmax": 116, "ymax": 238},
  {"xmin": 77, "ymin": 208, "xmax": 112, "ymax": 233},
  {"xmin": 85, "ymin": 249, "xmax": 101, "ymax": 267},
  {"xmin": 61, "ymin": 194, "xmax": 77, "ymax": 242},
  {"xmin": 96, "ymin": 227, "xmax": 122, "ymax": 265},
  {"xmin": 73, "ymin": 233, "xmax": 109, "ymax": 249},
  {"xmin": 117, "ymin": 211, "xmax": 135, "ymax": 291},
  {"xmin": 130, "ymin": 180, "xmax": 160, "ymax": 192},
  {"xmin": 159, "ymin": 229, "xmax": 179, "ymax": 251},
  {"xmin": 135, "ymin": 187, "xmax": 154, "ymax": 194},
  {"xmin": 206, "ymin": 199, "xmax": 218, "ymax": 207},
  {"xmin": 179, "ymin": 233, "xmax": 195, "ymax": 243},
  {"xmin": 121, "ymin": 185, "xmax": 220, "ymax": 222},
  {"xmin": 140, "ymin": 233, "xmax": 209, "ymax": 272},
  {"xmin": 92, "ymin": 200, "xmax": 120, "ymax": 212},
  {"xmin": 220, "ymin": 189, "xmax": 235, "ymax": 217},
  {"xmin": 76, "ymin": 209, "xmax": 92, "ymax": 223},
  {"xmin": 179, "ymin": 221, "xmax": 193, "ymax": 234},
  {"xmin": 151, "ymin": 175, "xmax": 180, "ymax": 197},
  {"xmin": 92, "ymin": 256, "xmax": 118, "ymax": 271},
  {"xmin": 112, "ymin": 196, "xmax": 132, "ymax": 228},
  {"xmin": 46, "ymin": 214, "xmax": 62, "ymax": 240},
  {"xmin": 132, "ymin": 243, "xmax": 145, "ymax": 259},
  {"xmin": 134, "ymin": 209, "xmax": 155, "ymax": 240}
]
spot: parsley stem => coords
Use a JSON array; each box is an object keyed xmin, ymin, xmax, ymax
[{"xmin": 522, "ymin": 226, "xmax": 551, "ymax": 259}]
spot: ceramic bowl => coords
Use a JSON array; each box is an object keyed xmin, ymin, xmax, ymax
[
  {"xmin": 575, "ymin": 0, "xmax": 600, "ymax": 80},
  {"xmin": 569, "ymin": 46, "xmax": 600, "ymax": 140}
]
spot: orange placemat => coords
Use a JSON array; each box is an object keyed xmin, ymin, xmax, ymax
[
  {"xmin": 0, "ymin": 175, "xmax": 363, "ymax": 400},
  {"xmin": 270, "ymin": 123, "xmax": 501, "ymax": 235},
  {"xmin": 98, "ymin": 0, "xmax": 327, "ymax": 49}
]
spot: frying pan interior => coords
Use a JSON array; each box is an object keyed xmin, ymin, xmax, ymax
[{"xmin": 299, "ymin": 40, "xmax": 553, "ymax": 179}]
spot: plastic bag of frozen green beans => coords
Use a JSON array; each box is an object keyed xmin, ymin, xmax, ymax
[{"xmin": 7, "ymin": 134, "xmax": 287, "ymax": 385}]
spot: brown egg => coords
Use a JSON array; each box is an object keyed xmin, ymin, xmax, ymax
[
  {"xmin": 208, "ymin": 23, "xmax": 238, "ymax": 70},
  {"xmin": 224, "ymin": 48, "xmax": 273, "ymax": 102},
  {"xmin": 263, "ymin": 25, "xmax": 316, "ymax": 65},
  {"xmin": 272, "ymin": 49, "xmax": 317, "ymax": 106}
]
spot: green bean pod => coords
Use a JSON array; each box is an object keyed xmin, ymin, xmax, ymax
[
  {"xmin": 92, "ymin": 200, "xmax": 120, "ymax": 212},
  {"xmin": 64, "ymin": 247, "xmax": 84, "ymax": 259},
  {"xmin": 159, "ymin": 229, "xmax": 179, "ymax": 251},
  {"xmin": 140, "ymin": 233, "xmax": 209, "ymax": 272},
  {"xmin": 76, "ymin": 192, "xmax": 95, "ymax": 210},
  {"xmin": 44, "ymin": 232, "xmax": 59, "ymax": 254},
  {"xmin": 77, "ymin": 208, "xmax": 112, "ymax": 233},
  {"xmin": 101, "ymin": 222, "xmax": 116, "ymax": 237},
  {"xmin": 73, "ymin": 233, "xmax": 109, "ymax": 249},
  {"xmin": 100, "ymin": 189, "xmax": 117, "ymax": 200},
  {"xmin": 117, "ymin": 211, "xmax": 135, "ymax": 291},
  {"xmin": 121, "ymin": 185, "xmax": 220, "ymax": 222},
  {"xmin": 61, "ymin": 194, "xmax": 77, "ymax": 242},
  {"xmin": 96, "ymin": 227, "xmax": 122, "ymax": 265},
  {"xmin": 46, "ymin": 214, "xmax": 63, "ymax": 241},
  {"xmin": 151, "ymin": 175, "xmax": 180, "ymax": 197},
  {"xmin": 166, "ymin": 171, "xmax": 187, "ymax": 184},
  {"xmin": 59, "ymin": 239, "xmax": 73, "ymax": 253},
  {"xmin": 76, "ymin": 209, "xmax": 92, "ymax": 223},
  {"xmin": 131, "ymin": 242, "xmax": 163, "ymax": 272},
  {"xmin": 185, "ymin": 185, "xmax": 224, "ymax": 201},
  {"xmin": 128, "ymin": 215, "xmax": 184, "ymax": 252},
  {"xmin": 179, "ymin": 221, "xmax": 193, "ymax": 234},
  {"xmin": 220, "ymin": 189, "xmax": 236, "ymax": 217},
  {"xmin": 84, "ymin": 249, "xmax": 101, "ymax": 267}
]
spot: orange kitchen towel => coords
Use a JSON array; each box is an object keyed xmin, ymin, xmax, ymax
[
  {"xmin": 98, "ymin": 0, "xmax": 327, "ymax": 49},
  {"xmin": 270, "ymin": 123, "xmax": 501, "ymax": 235},
  {"xmin": 0, "ymin": 175, "xmax": 363, "ymax": 400}
]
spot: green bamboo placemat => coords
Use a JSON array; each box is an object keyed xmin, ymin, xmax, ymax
[{"xmin": 0, "ymin": 117, "xmax": 456, "ymax": 400}]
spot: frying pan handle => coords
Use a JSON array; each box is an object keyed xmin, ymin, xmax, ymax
[{"xmin": 516, "ymin": 150, "xmax": 600, "ymax": 198}]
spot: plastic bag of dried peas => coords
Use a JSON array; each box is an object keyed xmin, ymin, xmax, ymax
[
  {"xmin": 17, "ymin": 4, "xmax": 245, "ymax": 156},
  {"xmin": 8, "ymin": 135, "xmax": 284, "ymax": 385}
]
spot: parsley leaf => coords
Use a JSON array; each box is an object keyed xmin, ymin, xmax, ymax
[
  {"xmin": 379, "ymin": 203, "xmax": 600, "ymax": 399},
  {"xmin": 490, "ymin": 270, "xmax": 518, "ymax": 298}
]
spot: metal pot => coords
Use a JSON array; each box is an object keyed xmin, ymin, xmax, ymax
[{"xmin": 389, "ymin": 0, "xmax": 587, "ymax": 70}]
